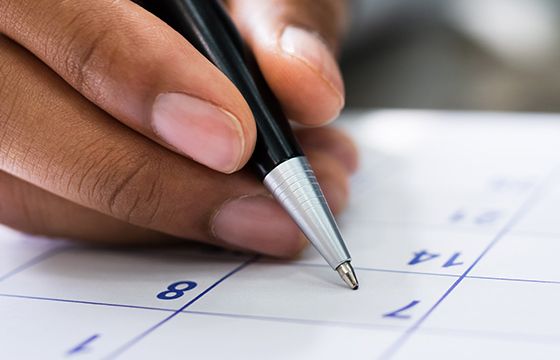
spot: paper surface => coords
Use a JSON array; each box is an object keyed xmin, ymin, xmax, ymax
[{"xmin": 1, "ymin": 110, "xmax": 560, "ymax": 359}]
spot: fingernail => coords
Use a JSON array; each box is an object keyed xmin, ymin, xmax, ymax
[
  {"xmin": 212, "ymin": 195, "xmax": 308, "ymax": 257},
  {"xmin": 152, "ymin": 93, "xmax": 244, "ymax": 173},
  {"xmin": 280, "ymin": 26, "xmax": 345, "ymax": 107}
]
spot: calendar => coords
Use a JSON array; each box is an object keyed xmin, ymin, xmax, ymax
[{"xmin": 1, "ymin": 110, "xmax": 560, "ymax": 359}]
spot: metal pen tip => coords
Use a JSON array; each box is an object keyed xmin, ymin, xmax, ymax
[{"xmin": 336, "ymin": 262, "xmax": 359, "ymax": 290}]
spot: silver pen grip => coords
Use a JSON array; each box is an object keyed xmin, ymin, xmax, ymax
[{"xmin": 263, "ymin": 157, "xmax": 352, "ymax": 269}]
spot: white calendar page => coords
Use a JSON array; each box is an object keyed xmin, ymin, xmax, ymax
[{"xmin": 1, "ymin": 110, "xmax": 560, "ymax": 360}]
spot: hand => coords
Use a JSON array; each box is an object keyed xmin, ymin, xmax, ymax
[{"xmin": 0, "ymin": 0, "xmax": 357, "ymax": 256}]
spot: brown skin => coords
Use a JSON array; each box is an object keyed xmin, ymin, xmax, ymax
[
  {"xmin": 227, "ymin": 0, "xmax": 349, "ymax": 124},
  {"xmin": 0, "ymin": 0, "xmax": 357, "ymax": 256}
]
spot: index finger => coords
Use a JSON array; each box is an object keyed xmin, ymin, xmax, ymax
[{"xmin": 0, "ymin": 0, "xmax": 256, "ymax": 173}]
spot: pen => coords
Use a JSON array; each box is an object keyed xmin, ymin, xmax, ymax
[{"xmin": 142, "ymin": 0, "xmax": 358, "ymax": 289}]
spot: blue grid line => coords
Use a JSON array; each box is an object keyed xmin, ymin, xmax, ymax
[
  {"xmin": 0, "ymin": 246, "xmax": 70, "ymax": 282},
  {"xmin": 0, "ymin": 293, "xmax": 175, "ymax": 313},
  {"xmin": 182, "ymin": 310, "xmax": 405, "ymax": 332},
  {"xmin": 378, "ymin": 167, "xmax": 558, "ymax": 359},
  {"xmin": 467, "ymin": 275, "xmax": 560, "ymax": 285},
  {"xmin": 3, "ymin": 291, "xmax": 559, "ymax": 347},
  {"xmin": 104, "ymin": 255, "xmax": 259, "ymax": 359},
  {"xmin": 0, "ymin": 292, "xmax": 404, "ymax": 332},
  {"xmin": 1, "ymin": 230, "xmax": 559, "ymax": 357},
  {"xmin": 282, "ymin": 261, "xmax": 461, "ymax": 278},
  {"xmin": 260, "ymin": 260, "xmax": 560, "ymax": 285}
]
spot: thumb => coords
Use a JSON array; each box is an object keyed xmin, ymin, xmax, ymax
[{"xmin": 228, "ymin": 0, "xmax": 348, "ymax": 126}]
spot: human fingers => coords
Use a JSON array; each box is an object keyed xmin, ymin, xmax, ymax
[
  {"xmin": 0, "ymin": 35, "xmax": 351, "ymax": 257},
  {"xmin": 295, "ymin": 126, "xmax": 359, "ymax": 174},
  {"xmin": 0, "ymin": 171, "xmax": 175, "ymax": 246},
  {"xmin": 228, "ymin": 0, "xmax": 348, "ymax": 125},
  {"xmin": 0, "ymin": 150, "xmax": 350, "ymax": 254},
  {"xmin": 0, "ymin": 0, "xmax": 255, "ymax": 173}
]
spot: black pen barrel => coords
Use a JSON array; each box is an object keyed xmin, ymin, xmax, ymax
[
  {"xmin": 141, "ymin": 0, "xmax": 357, "ymax": 289},
  {"xmin": 142, "ymin": 0, "xmax": 303, "ymax": 178}
]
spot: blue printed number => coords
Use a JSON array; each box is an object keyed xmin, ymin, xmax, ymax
[
  {"xmin": 408, "ymin": 250, "xmax": 440, "ymax": 265},
  {"xmin": 383, "ymin": 300, "xmax": 421, "ymax": 319},
  {"xmin": 475, "ymin": 210, "xmax": 501, "ymax": 225},
  {"xmin": 67, "ymin": 334, "xmax": 100, "ymax": 356},
  {"xmin": 157, "ymin": 281, "xmax": 197, "ymax": 300},
  {"xmin": 443, "ymin": 252, "xmax": 463, "ymax": 268},
  {"xmin": 408, "ymin": 250, "xmax": 463, "ymax": 268},
  {"xmin": 449, "ymin": 209, "xmax": 502, "ymax": 225}
]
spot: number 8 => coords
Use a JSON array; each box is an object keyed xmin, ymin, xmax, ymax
[{"xmin": 157, "ymin": 281, "xmax": 198, "ymax": 300}]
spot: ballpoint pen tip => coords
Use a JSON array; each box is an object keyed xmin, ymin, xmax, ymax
[{"xmin": 336, "ymin": 262, "xmax": 359, "ymax": 290}]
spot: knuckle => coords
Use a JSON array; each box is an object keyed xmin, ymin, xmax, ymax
[
  {"xmin": 63, "ymin": 29, "xmax": 115, "ymax": 103},
  {"xmin": 95, "ymin": 152, "xmax": 166, "ymax": 225},
  {"xmin": 52, "ymin": 10, "xmax": 119, "ymax": 103}
]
